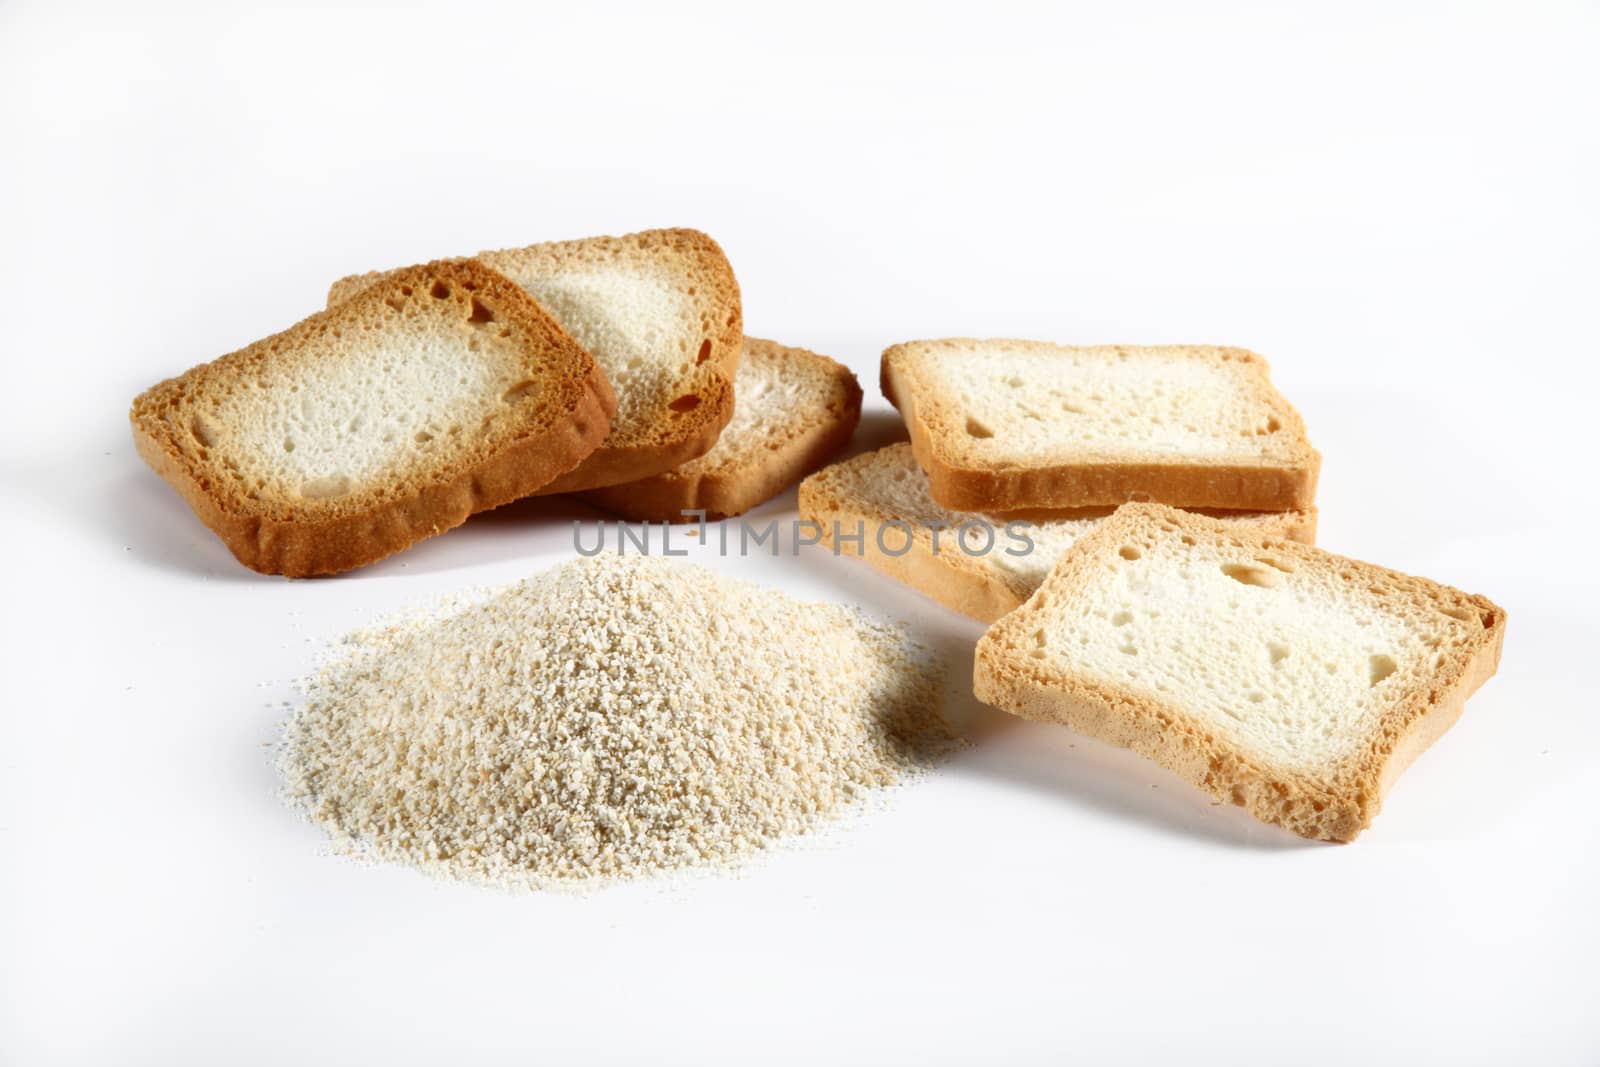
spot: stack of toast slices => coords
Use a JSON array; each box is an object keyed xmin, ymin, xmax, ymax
[
  {"xmin": 801, "ymin": 338, "xmax": 1504, "ymax": 842},
  {"xmin": 133, "ymin": 229, "xmax": 862, "ymax": 576}
]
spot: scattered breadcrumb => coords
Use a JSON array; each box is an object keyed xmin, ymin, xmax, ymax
[{"xmin": 279, "ymin": 555, "xmax": 956, "ymax": 890}]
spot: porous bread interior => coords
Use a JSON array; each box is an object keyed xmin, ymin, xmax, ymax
[
  {"xmin": 676, "ymin": 338, "xmax": 842, "ymax": 474},
  {"xmin": 909, "ymin": 342, "xmax": 1304, "ymax": 464},
  {"xmin": 1015, "ymin": 508, "xmax": 1493, "ymax": 776},
  {"xmin": 157, "ymin": 275, "xmax": 563, "ymax": 513},
  {"xmin": 474, "ymin": 230, "xmax": 738, "ymax": 455},
  {"xmin": 327, "ymin": 230, "xmax": 741, "ymax": 469},
  {"xmin": 491, "ymin": 264, "xmax": 693, "ymax": 440},
  {"xmin": 816, "ymin": 443, "xmax": 1304, "ymax": 593}
]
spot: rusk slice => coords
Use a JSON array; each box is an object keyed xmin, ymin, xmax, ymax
[
  {"xmin": 579, "ymin": 337, "xmax": 861, "ymax": 522},
  {"xmin": 881, "ymin": 340, "xmax": 1320, "ymax": 512},
  {"xmin": 799, "ymin": 444, "xmax": 1316, "ymax": 623},
  {"xmin": 132, "ymin": 260, "xmax": 614, "ymax": 577},
  {"xmin": 330, "ymin": 228, "xmax": 742, "ymax": 493},
  {"xmin": 974, "ymin": 504, "xmax": 1505, "ymax": 842}
]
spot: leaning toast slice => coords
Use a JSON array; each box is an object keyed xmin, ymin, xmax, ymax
[
  {"xmin": 329, "ymin": 228, "xmax": 742, "ymax": 493},
  {"xmin": 799, "ymin": 444, "xmax": 1316, "ymax": 622},
  {"xmin": 881, "ymin": 340, "xmax": 1320, "ymax": 512},
  {"xmin": 132, "ymin": 260, "xmax": 614, "ymax": 576},
  {"xmin": 973, "ymin": 504, "xmax": 1505, "ymax": 842},
  {"xmin": 578, "ymin": 337, "xmax": 861, "ymax": 522}
]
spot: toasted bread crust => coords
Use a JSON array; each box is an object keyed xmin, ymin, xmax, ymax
[
  {"xmin": 973, "ymin": 504, "xmax": 1505, "ymax": 842},
  {"xmin": 799, "ymin": 445, "xmax": 1316, "ymax": 623},
  {"xmin": 882, "ymin": 340, "xmax": 1321, "ymax": 512},
  {"xmin": 130, "ymin": 260, "xmax": 614, "ymax": 577},
  {"xmin": 579, "ymin": 338, "xmax": 862, "ymax": 522}
]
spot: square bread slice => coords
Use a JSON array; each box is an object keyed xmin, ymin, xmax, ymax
[
  {"xmin": 974, "ymin": 504, "xmax": 1505, "ymax": 842},
  {"xmin": 328, "ymin": 228, "xmax": 741, "ymax": 493},
  {"xmin": 131, "ymin": 260, "xmax": 615, "ymax": 577},
  {"xmin": 799, "ymin": 443, "xmax": 1316, "ymax": 622},
  {"xmin": 881, "ymin": 339, "xmax": 1320, "ymax": 512},
  {"xmin": 578, "ymin": 337, "xmax": 861, "ymax": 522}
]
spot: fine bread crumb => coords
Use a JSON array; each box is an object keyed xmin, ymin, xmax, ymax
[{"xmin": 279, "ymin": 555, "xmax": 958, "ymax": 890}]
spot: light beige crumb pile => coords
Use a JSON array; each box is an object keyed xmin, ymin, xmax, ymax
[{"xmin": 280, "ymin": 555, "xmax": 956, "ymax": 889}]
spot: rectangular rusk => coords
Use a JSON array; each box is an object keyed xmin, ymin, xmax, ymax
[
  {"xmin": 973, "ymin": 504, "xmax": 1504, "ymax": 841},
  {"xmin": 882, "ymin": 340, "xmax": 1320, "ymax": 512}
]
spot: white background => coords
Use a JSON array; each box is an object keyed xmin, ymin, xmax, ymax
[{"xmin": 3, "ymin": 2, "xmax": 1596, "ymax": 1064}]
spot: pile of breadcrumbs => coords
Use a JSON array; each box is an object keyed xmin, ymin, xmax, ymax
[{"xmin": 280, "ymin": 555, "xmax": 955, "ymax": 889}]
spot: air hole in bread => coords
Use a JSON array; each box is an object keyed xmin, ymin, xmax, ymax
[
  {"xmin": 1481, "ymin": 610, "xmax": 1498, "ymax": 629},
  {"xmin": 384, "ymin": 295, "xmax": 407, "ymax": 312},
  {"xmin": 502, "ymin": 381, "xmax": 539, "ymax": 403},
  {"xmin": 964, "ymin": 417, "xmax": 994, "ymax": 439},
  {"xmin": 1119, "ymin": 546, "xmax": 1142, "ymax": 561},
  {"xmin": 669, "ymin": 394, "xmax": 701, "ymax": 413},
  {"xmin": 468, "ymin": 297, "xmax": 495, "ymax": 325},
  {"xmin": 282, "ymin": 438, "xmax": 296, "ymax": 453},
  {"xmin": 399, "ymin": 285, "xmax": 413, "ymax": 296},
  {"xmin": 1267, "ymin": 641, "xmax": 1290, "ymax": 665},
  {"xmin": 696, "ymin": 339, "xmax": 712, "ymax": 364},
  {"xmin": 461, "ymin": 279, "xmax": 479, "ymax": 291},
  {"xmin": 1440, "ymin": 605, "xmax": 1475, "ymax": 623},
  {"xmin": 430, "ymin": 281, "xmax": 451, "ymax": 299},
  {"xmin": 1368, "ymin": 654, "xmax": 1398, "ymax": 686},
  {"xmin": 1119, "ymin": 644, "xmax": 1137, "ymax": 656},
  {"xmin": 1221, "ymin": 562, "xmax": 1280, "ymax": 589},
  {"xmin": 1256, "ymin": 557, "xmax": 1294, "ymax": 573},
  {"xmin": 1247, "ymin": 691, "xmax": 1265, "ymax": 703},
  {"xmin": 414, "ymin": 431, "xmax": 433, "ymax": 444},
  {"xmin": 189, "ymin": 417, "xmax": 215, "ymax": 448},
  {"xmin": 301, "ymin": 474, "xmax": 351, "ymax": 500},
  {"xmin": 1112, "ymin": 611, "xmax": 1133, "ymax": 626}
]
